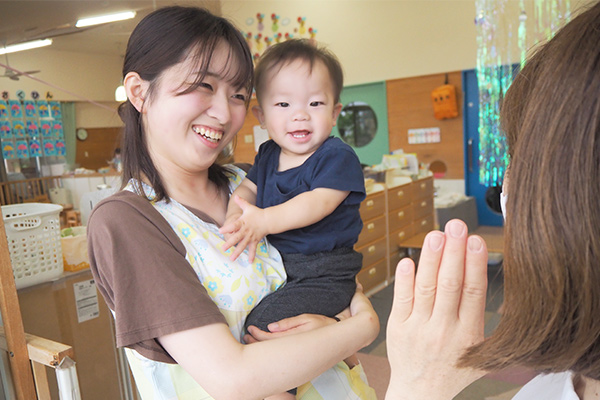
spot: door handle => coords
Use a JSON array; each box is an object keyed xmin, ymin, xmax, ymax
[{"xmin": 467, "ymin": 138, "xmax": 473, "ymax": 173}]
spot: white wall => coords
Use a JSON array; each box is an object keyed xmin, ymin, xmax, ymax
[
  {"xmin": 222, "ymin": 0, "xmax": 594, "ymax": 85},
  {"xmin": 1, "ymin": 48, "xmax": 122, "ymax": 102},
  {"xmin": 223, "ymin": 0, "xmax": 478, "ymax": 85},
  {"xmin": 2, "ymin": 48, "xmax": 123, "ymax": 127},
  {"xmin": 75, "ymin": 102, "xmax": 122, "ymax": 128}
]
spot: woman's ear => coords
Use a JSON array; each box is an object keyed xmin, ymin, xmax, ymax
[
  {"xmin": 252, "ymin": 105, "xmax": 267, "ymax": 129},
  {"xmin": 124, "ymin": 72, "xmax": 149, "ymax": 113}
]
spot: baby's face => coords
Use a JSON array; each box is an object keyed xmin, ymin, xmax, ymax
[{"xmin": 254, "ymin": 59, "xmax": 342, "ymax": 162}]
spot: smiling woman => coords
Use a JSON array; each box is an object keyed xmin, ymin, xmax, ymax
[
  {"xmin": 86, "ymin": 6, "xmax": 380, "ymax": 400},
  {"xmin": 124, "ymin": 41, "xmax": 250, "ymax": 193}
]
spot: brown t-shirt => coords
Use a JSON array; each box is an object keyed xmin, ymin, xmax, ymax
[{"xmin": 87, "ymin": 190, "xmax": 227, "ymax": 364}]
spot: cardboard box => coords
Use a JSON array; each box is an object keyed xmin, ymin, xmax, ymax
[{"xmin": 17, "ymin": 270, "xmax": 127, "ymax": 400}]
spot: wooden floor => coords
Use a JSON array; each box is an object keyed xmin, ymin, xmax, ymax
[{"xmin": 399, "ymin": 225, "xmax": 504, "ymax": 254}]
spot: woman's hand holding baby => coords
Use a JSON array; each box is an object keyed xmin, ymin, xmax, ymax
[
  {"xmin": 245, "ymin": 286, "xmax": 379, "ymax": 345},
  {"xmin": 244, "ymin": 314, "xmax": 338, "ymax": 343},
  {"xmin": 385, "ymin": 219, "xmax": 488, "ymax": 400}
]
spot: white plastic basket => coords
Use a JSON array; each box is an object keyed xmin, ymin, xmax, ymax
[{"xmin": 2, "ymin": 203, "xmax": 64, "ymax": 290}]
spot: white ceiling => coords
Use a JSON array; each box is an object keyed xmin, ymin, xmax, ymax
[{"xmin": 0, "ymin": 1, "xmax": 222, "ymax": 58}]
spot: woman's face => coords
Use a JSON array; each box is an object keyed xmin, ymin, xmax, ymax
[{"xmin": 142, "ymin": 42, "xmax": 249, "ymax": 175}]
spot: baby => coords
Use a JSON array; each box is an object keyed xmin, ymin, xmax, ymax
[{"xmin": 220, "ymin": 39, "xmax": 365, "ymax": 337}]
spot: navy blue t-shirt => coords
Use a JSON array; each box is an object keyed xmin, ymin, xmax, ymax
[{"xmin": 246, "ymin": 137, "xmax": 365, "ymax": 255}]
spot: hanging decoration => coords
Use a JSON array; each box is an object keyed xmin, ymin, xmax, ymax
[
  {"xmin": 474, "ymin": 0, "xmax": 512, "ymax": 187},
  {"xmin": 431, "ymin": 74, "xmax": 459, "ymax": 120},
  {"xmin": 243, "ymin": 12, "xmax": 320, "ymax": 66},
  {"xmin": 474, "ymin": 0, "xmax": 571, "ymax": 187}
]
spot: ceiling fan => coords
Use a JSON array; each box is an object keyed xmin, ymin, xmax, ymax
[{"xmin": 0, "ymin": 54, "xmax": 40, "ymax": 81}]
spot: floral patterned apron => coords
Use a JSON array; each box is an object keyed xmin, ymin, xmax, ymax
[{"xmin": 123, "ymin": 165, "xmax": 377, "ymax": 400}]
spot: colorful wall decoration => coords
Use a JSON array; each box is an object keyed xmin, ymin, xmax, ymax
[
  {"xmin": 242, "ymin": 12, "xmax": 319, "ymax": 64},
  {"xmin": 0, "ymin": 90, "xmax": 65, "ymax": 161},
  {"xmin": 474, "ymin": 0, "xmax": 570, "ymax": 187}
]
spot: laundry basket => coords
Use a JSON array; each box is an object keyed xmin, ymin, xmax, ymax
[{"xmin": 2, "ymin": 203, "xmax": 64, "ymax": 290}]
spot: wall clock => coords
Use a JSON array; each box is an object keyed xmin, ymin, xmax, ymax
[{"xmin": 76, "ymin": 128, "xmax": 88, "ymax": 141}]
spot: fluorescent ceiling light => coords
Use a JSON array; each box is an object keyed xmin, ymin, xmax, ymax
[
  {"xmin": 0, "ymin": 39, "xmax": 53, "ymax": 55},
  {"xmin": 76, "ymin": 11, "xmax": 136, "ymax": 28}
]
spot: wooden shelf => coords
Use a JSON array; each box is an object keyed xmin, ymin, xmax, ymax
[{"xmin": 356, "ymin": 176, "xmax": 435, "ymax": 295}]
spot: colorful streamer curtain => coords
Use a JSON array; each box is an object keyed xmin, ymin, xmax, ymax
[{"xmin": 474, "ymin": 0, "xmax": 571, "ymax": 187}]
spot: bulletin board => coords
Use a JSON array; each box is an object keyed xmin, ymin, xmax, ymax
[
  {"xmin": 0, "ymin": 95, "xmax": 65, "ymax": 160},
  {"xmin": 386, "ymin": 71, "xmax": 464, "ymax": 179}
]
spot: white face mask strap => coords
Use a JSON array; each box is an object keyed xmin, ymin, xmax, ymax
[{"xmin": 500, "ymin": 191, "xmax": 507, "ymax": 221}]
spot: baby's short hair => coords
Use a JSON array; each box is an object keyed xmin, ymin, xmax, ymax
[{"xmin": 254, "ymin": 38, "xmax": 344, "ymax": 104}]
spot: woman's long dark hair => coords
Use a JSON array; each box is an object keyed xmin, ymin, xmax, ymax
[{"xmin": 118, "ymin": 6, "xmax": 254, "ymax": 201}]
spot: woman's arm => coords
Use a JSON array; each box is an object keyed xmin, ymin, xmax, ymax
[
  {"xmin": 385, "ymin": 219, "xmax": 488, "ymax": 400},
  {"xmin": 158, "ymin": 289, "xmax": 379, "ymax": 400}
]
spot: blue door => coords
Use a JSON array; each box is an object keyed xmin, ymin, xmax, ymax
[{"xmin": 462, "ymin": 69, "xmax": 504, "ymax": 226}]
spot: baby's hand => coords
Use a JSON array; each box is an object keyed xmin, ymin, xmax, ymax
[
  {"xmin": 219, "ymin": 196, "xmax": 267, "ymax": 262},
  {"xmin": 220, "ymin": 212, "xmax": 243, "ymax": 242}
]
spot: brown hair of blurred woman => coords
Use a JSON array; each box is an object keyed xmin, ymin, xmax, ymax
[{"xmin": 460, "ymin": 0, "xmax": 600, "ymax": 381}]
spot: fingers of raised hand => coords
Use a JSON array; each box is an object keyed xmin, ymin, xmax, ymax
[
  {"xmin": 430, "ymin": 219, "xmax": 469, "ymax": 320},
  {"xmin": 458, "ymin": 235, "xmax": 488, "ymax": 327},
  {"xmin": 412, "ymin": 230, "xmax": 446, "ymax": 317},
  {"xmin": 389, "ymin": 258, "xmax": 417, "ymax": 324}
]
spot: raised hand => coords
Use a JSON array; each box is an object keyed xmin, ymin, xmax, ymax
[{"xmin": 385, "ymin": 219, "xmax": 488, "ymax": 400}]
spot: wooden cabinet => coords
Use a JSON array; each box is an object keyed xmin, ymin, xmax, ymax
[
  {"xmin": 356, "ymin": 258, "xmax": 388, "ymax": 294},
  {"xmin": 387, "ymin": 183, "xmax": 412, "ymax": 210},
  {"xmin": 387, "ymin": 181, "xmax": 413, "ymax": 286},
  {"xmin": 411, "ymin": 177, "xmax": 435, "ymax": 235},
  {"xmin": 356, "ymin": 215, "xmax": 386, "ymax": 248},
  {"xmin": 355, "ymin": 176, "xmax": 435, "ymax": 295},
  {"xmin": 358, "ymin": 190, "xmax": 386, "ymax": 222},
  {"xmin": 355, "ymin": 186, "xmax": 387, "ymax": 293}
]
